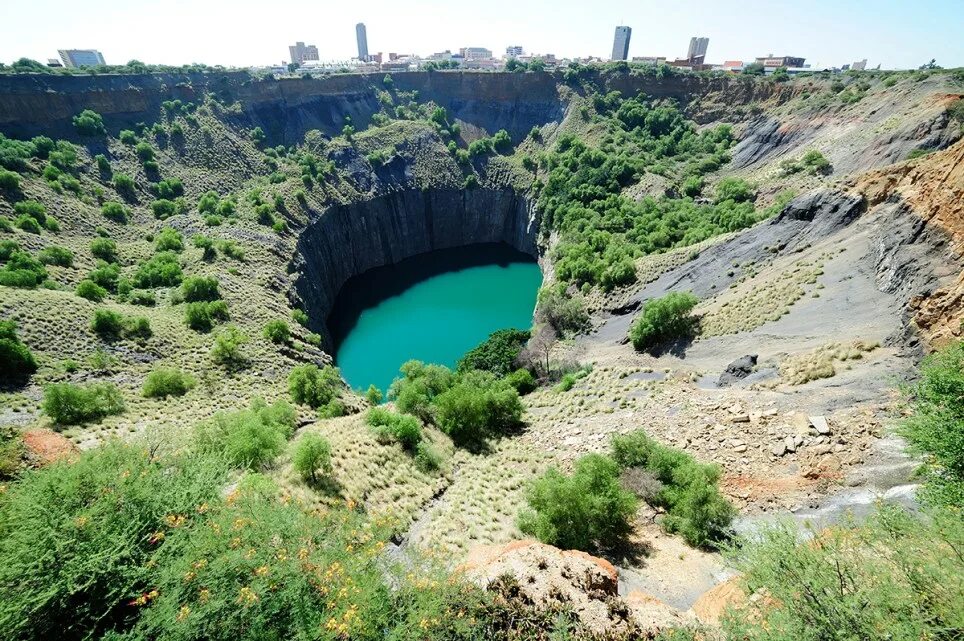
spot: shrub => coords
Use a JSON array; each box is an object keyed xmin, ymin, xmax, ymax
[
  {"xmin": 91, "ymin": 309, "xmax": 124, "ymax": 339},
  {"xmin": 142, "ymin": 367, "xmax": 196, "ymax": 398},
  {"xmin": 0, "ymin": 250, "xmax": 47, "ymax": 288},
  {"xmin": 119, "ymin": 129, "xmax": 137, "ymax": 144},
  {"xmin": 367, "ymin": 407, "xmax": 423, "ymax": 451},
  {"xmin": 128, "ymin": 289, "xmax": 155, "ymax": 306},
  {"xmin": 180, "ymin": 275, "xmax": 219, "ymax": 302},
  {"xmin": 457, "ymin": 328, "xmax": 530, "ymax": 377},
  {"xmin": 184, "ymin": 300, "xmax": 229, "ymax": 332},
  {"xmin": 0, "ymin": 443, "xmax": 228, "ymax": 640},
  {"xmin": 88, "ymin": 261, "xmax": 120, "ymax": 291},
  {"xmin": 192, "ymin": 234, "xmax": 216, "ymax": 260},
  {"xmin": 365, "ymin": 384, "xmax": 383, "ymax": 405},
  {"xmin": 135, "ymin": 141, "xmax": 155, "ymax": 162},
  {"xmin": 388, "ymin": 360, "xmax": 455, "ymax": 423},
  {"xmin": 195, "ymin": 399, "xmax": 295, "ymax": 469},
  {"xmin": 101, "ymin": 201, "xmax": 129, "ymax": 223},
  {"xmin": 434, "ymin": 370, "xmax": 523, "ymax": 448},
  {"xmin": 210, "ymin": 325, "xmax": 248, "ymax": 369},
  {"xmin": 72, "ymin": 109, "xmax": 105, "ymax": 136},
  {"xmin": 714, "ymin": 177, "xmax": 754, "ymax": 203},
  {"xmin": 505, "ymin": 368, "xmax": 537, "ymax": 394},
  {"xmin": 121, "ymin": 315, "xmax": 152, "ymax": 341},
  {"xmin": 263, "ymin": 319, "xmax": 290, "ymax": 344},
  {"xmin": 37, "ymin": 245, "xmax": 73, "ymax": 267},
  {"xmin": 0, "ymin": 320, "xmax": 36, "ymax": 382},
  {"xmin": 535, "ymin": 285, "xmax": 589, "ymax": 335},
  {"xmin": 899, "ymin": 340, "xmax": 964, "ymax": 507},
  {"xmin": 0, "ymin": 170, "xmax": 19, "ymax": 191},
  {"xmin": 0, "ymin": 239, "xmax": 19, "ymax": 260},
  {"xmin": 14, "ymin": 214, "xmax": 42, "ymax": 234},
  {"xmin": 292, "ymin": 308, "xmax": 309, "ymax": 326},
  {"xmin": 288, "ymin": 364, "xmax": 342, "ymax": 409},
  {"xmin": 132, "ymin": 251, "xmax": 182, "ymax": 288},
  {"xmin": 518, "ymin": 453, "xmax": 638, "ymax": 552},
  {"xmin": 90, "ymin": 237, "xmax": 119, "ymax": 263},
  {"xmin": 75, "ymin": 279, "xmax": 108, "ymax": 302},
  {"xmin": 292, "ymin": 433, "xmax": 332, "ymax": 482},
  {"xmin": 150, "ymin": 199, "xmax": 179, "ymax": 220},
  {"xmin": 41, "ymin": 382, "xmax": 125, "ymax": 425},
  {"xmin": 612, "ymin": 430, "xmax": 733, "ymax": 548},
  {"xmin": 629, "ymin": 291, "xmax": 699, "ymax": 352},
  {"xmin": 113, "ymin": 173, "xmax": 135, "ymax": 194},
  {"xmin": 154, "ymin": 177, "xmax": 183, "ymax": 199}
]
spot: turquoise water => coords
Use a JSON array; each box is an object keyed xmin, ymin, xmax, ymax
[{"xmin": 329, "ymin": 244, "xmax": 542, "ymax": 395}]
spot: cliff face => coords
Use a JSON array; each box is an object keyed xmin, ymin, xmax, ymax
[{"xmin": 291, "ymin": 187, "xmax": 540, "ymax": 340}]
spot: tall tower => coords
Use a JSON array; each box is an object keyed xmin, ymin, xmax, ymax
[
  {"xmin": 687, "ymin": 37, "xmax": 709, "ymax": 62},
  {"xmin": 611, "ymin": 26, "xmax": 631, "ymax": 61},
  {"xmin": 356, "ymin": 23, "xmax": 369, "ymax": 60}
]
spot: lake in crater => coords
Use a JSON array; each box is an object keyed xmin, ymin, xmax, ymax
[{"xmin": 328, "ymin": 243, "xmax": 542, "ymax": 396}]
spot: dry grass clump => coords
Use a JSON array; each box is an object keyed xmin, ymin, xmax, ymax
[{"xmin": 778, "ymin": 340, "xmax": 880, "ymax": 385}]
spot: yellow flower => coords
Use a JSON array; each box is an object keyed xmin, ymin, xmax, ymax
[
  {"xmin": 164, "ymin": 514, "xmax": 186, "ymax": 528},
  {"xmin": 198, "ymin": 588, "xmax": 210, "ymax": 604},
  {"xmin": 74, "ymin": 516, "xmax": 89, "ymax": 528},
  {"xmin": 254, "ymin": 565, "xmax": 269, "ymax": 576},
  {"xmin": 237, "ymin": 586, "xmax": 258, "ymax": 605},
  {"xmin": 176, "ymin": 605, "xmax": 191, "ymax": 622},
  {"xmin": 148, "ymin": 531, "xmax": 165, "ymax": 544},
  {"xmin": 183, "ymin": 571, "xmax": 196, "ymax": 583}
]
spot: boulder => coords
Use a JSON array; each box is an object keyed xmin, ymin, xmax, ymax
[
  {"xmin": 21, "ymin": 428, "xmax": 78, "ymax": 466},
  {"xmin": 718, "ymin": 354, "xmax": 758, "ymax": 386},
  {"xmin": 690, "ymin": 576, "xmax": 748, "ymax": 626}
]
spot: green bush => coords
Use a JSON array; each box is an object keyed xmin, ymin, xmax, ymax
[
  {"xmin": 367, "ymin": 407, "xmax": 423, "ymax": 451},
  {"xmin": 154, "ymin": 177, "xmax": 183, "ymax": 199},
  {"xmin": 629, "ymin": 291, "xmax": 699, "ymax": 352},
  {"xmin": 15, "ymin": 203, "xmax": 45, "ymax": 226},
  {"xmin": 113, "ymin": 173, "xmax": 135, "ymax": 194},
  {"xmin": 292, "ymin": 432, "xmax": 332, "ymax": 482},
  {"xmin": 88, "ymin": 261, "xmax": 120, "ymax": 291},
  {"xmin": 128, "ymin": 289, "xmax": 156, "ymax": 306},
  {"xmin": 0, "ymin": 442, "xmax": 229, "ymax": 640},
  {"xmin": 0, "ymin": 250, "xmax": 48, "ymax": 288},
  {"xmin": 291, "ymin": 308, "xmax": 309, "ymax": 326},
  {"xmin": 899, "ymin": 340, "xmax": 964, "ymax": 507},
  {"xmin": 119, "ymin": 129, "xmax": 137, "ymax": 144},
  {"xmin": 263, "ymin": 319, "xmax": 290, "ymax": 344},
  {"xmin": 150, "ymin": 199, "xmax": 179, "ymax": 220},
  {"xmin": 714, "ymin": 177, "xmax": 755, "ymax": 203},
  {"xmin": 218, "ymin": 239, "xmax": 245, "ymax": 261},
  {"xmin": 75, "ymin": 279, "xmax": 108, "ymax": 302},
  {"xmin": 95, "ymin": 153, "xmax": 111, "ymax": 172},
  {"xmin": 0, "ymin": 320, "xmax": 36, "ymax": 382},
  {"xmin": 192, "ymin": 234, "xmax": 216, "ymax": 260},
  {"xmin": 0, "ymin": 239, "xmax": 19, "ymax": 260},
  {"xmin": 72, "ymin": 109, "xmax": 106, "ymax": 136},
  {"xmin": 41, "ymin": 382, "xmax": 125, "ymax": 425},
  {"xmin": 536, "ymin": 285, "xmax": 589, "ymax": 335},
  {"xmin": 122, "ymin": 315, "xmax": 152, "ymax": 341},
  {"xmin": 101, "ymin": 201, "xmax": 129, "ymax": 223},
  {"xmin": 457, "ymin": 328, "xmax": 530, "ymax": 377},
  {"xmin": 519, "ymin": 453, "xmax": 638, "ymax": 552},
  {"xmin": 14, "ymin": 214, "xmax": 42, "ymax": 234},
  {"xmin": 210, "ymin": 325, "xmax": 248, "ymax": 369},
  {"xmin": 288, "ymin": 364, "xmax": 342, "ymax": 408},
  {"xmin": 90, "ymin": 237, "xmax": 119, "ymax": 263},
  {"xmin": 184, "ymin": 300, "xmax": 229, "ymax": 332},
  {"xmin": 132, "ymin": 251, "xmax": 182, "ymax": 288},
  {"xmin": 180, "ymin": 275, "xmax": 220, "ymax": 302},
  {"xmin": 722, "ymin": 505, "xmax": 964, "ymax": 641},
  {"xmin": 195, "ymin": 398, "xmax": 295, "ymax": 470},
  {"xmin": 0, "ymin": 170, "xmax": 19, "ymax": 191},
  {"xmin": 434, "ymin": 370, "xmax": 523, "ymax": 448},
  {"xmin": 365, "ymin": 384, "xmax": 383, "ymax": 405},
  {"xmin": 388, "ymin": 360, "xmax": 455, "ymax": 423},
  {"xmin": 135, "ymin": 141, "xmax": 155, "ymax": 162},
  {"xmin": 612, "ymin": 429, "xmax": 733, "ymax": 548},
  {"xmin": 91, "ymin": 309, "xmax": 124, "ymax": 338},
  {"xmin": 142, "ymin": 367, "xmax": 195, "ymax": 398},
  {"xmin": 37, "ymin": 245, "xmax": 73, "ymax": 267},
  {"xmin": 505, "ymin": 368, "xmax": 537, "ymax": 394},
  {"xmin": 154, "ymin": 227, "xmax": 183, "ymax": 252}
]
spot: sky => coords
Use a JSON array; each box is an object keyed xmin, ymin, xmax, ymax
[{"xmin": 3, "ymin": 0, "xmax": 963, "ymax": 70}]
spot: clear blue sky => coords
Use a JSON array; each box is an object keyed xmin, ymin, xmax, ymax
[{"xmin": 3, "ymin": 0, "xmax": 962, "ymax": 70}]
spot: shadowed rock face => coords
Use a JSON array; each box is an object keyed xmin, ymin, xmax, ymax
[{"xmin": 291, "ymin": 187, "xmax": 540, "ymax": 343}]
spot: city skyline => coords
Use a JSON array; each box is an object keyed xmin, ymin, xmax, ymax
[{"xmin": 3, "ymin": 0, "xmax": 963, "ymax": 70}]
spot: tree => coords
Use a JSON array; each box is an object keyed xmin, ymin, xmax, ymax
[
  {"xmin": 263, "ymin": 319, "xmax": 291, "ymax": 344},
  {"xmin": 292, "ymin": 433, "xmax": 332, "ymax": 483},
  {"xmin": 433, "ymin": 370, "xmax": 522, "ymax": 449},
  {"xmin": 0, "ymin": 320, "xmax": 36, "ymax": 383},
  {"xmin": 72, "ymin": 110, "xmax": 106, "ymax": 136},
  {"xmin": 743, "ymin": 62, "xmax": 765, "ymax": 75},
  {"xmin": 288, "ymin": 364, "xmax": 342, "ymax": 409},
  {"xmin": 457, "ymin": 328, "xmax": 530, "ymax": 377}
]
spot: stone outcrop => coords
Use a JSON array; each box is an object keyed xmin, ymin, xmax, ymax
[
  {"xmin": 291, "ymin": 187, "xmax": 540, "ymax": 341},
  {"xmin": 718, "ymin": 354, "xmax": 758, "ymax": 386}
]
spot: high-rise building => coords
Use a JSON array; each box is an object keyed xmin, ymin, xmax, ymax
[
  {"xmin": 505, "ymin": 46, "xmax": 524, "ymax": 58},
  {"xmin": 356, "ymin": 23, "xmax": 369, "ymax": 60},
  {"xmin": 288, "ymin": 42, "xmax": 319, "ymax": 65},
  {"xmin": 687, "ymin": 37, "xmax": 709, "ymax": 62},
  {"xmin": 611, "ymin": 26, "xmax": 631, "ymax": 61},
  {"xmin": 57, "ymin": 49, "xmax": 106, "ymax": 68}
]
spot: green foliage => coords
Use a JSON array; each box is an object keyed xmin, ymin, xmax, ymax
[
  {"xmin": 612, "ymin": 430, "xmax": 734, "ymax": 548},
  {"xmin": 132, "ymin": 251, "xmax": 182, "ymax": 288},
  {"xmin": 90, "ymin": 237, "xmax": 119, "ymax": 262},
  {"xmin": 37, "ymin": 245, "xmax": 73, "ymax": 267},
  {"xmin": 0, "ymin": 170, "xmax": 19, "ymax": 191},
  {"xmin": 41, "ymin": 381, "xmax": 125, "ymax": 424},
  {"xmin": 180, "ymin": 275, "xmax": 220, "ymax": 302},
  {"xmin": 519, "ymin": 453, "xmax": 638, "ymax": 551},
  {"xmin": 135, "ymin": 141, "xmax": 155, "ymax": 162},
  {"xmin": 14, "ymin": 215, "xmax": 42, "ymax": 234},
  {"xmin": 0, "ymin": 442, "xmax": 229, "ymax": 640},
  {"xmin": 218, "ymin": 239, "xmax": 245, "ymax": 261},
  {"xmin": 367, "ymin": 407, "xmax": 423, "ymax": 451},
  {"xmin": 184, "ymin": 300, "xmax": 229, "ymax": 332},
  {"xmin": 101, "ymin": 201, "xmax": 129, "ymax": 223},
  {"xmin": 142, "ymin": 367, "xmax": 196, "ymax": 398},
  {"xmin": 263, "ymin": 319, "xmax": 290, "ymax": 344},
  {"xmin": 88, "ymin": 261, "xmax": 120, "ymax": 291},
  {"xmin": 210, "ymin": 325, "xmax": 248, "ymax": 369},
  {"xmin": 249, "ymin": 126, "xmax": 266, "ymax": 143},
  {"xmin": 119, "ymin": 129, "xmax": 137, "ymax": 144},
  {"xmin": 113, "ymin": 173, "xmax": 136, "ymax": 194},
  {"xmin": 72, "ymin": 109, "xmax": 106, "ymax": 136},
  {"xmin": 288, "ymin": 364, "xmax": 342, "ymax": 409},
  {"xmin": 291, "ymin": 308, "xmax": 309, "ymax": 326},
  {"xmin": 0, "ymin": 239, "xmax": 19, "ymax": 260},
  {"xmin": 150, "ymin": 198, "xmax": 185, "ymax": 220},
  {"xmin": 364, "ymin": 383, "xmax": 383, "ymax": 405},
  {"xmin": 722, "ymin": 505, "xmax": 964, "ymax": 641},
  {"xmin": 457, "ymin": 328, "xmax": 530, "ymax": 377},
  {"xmin": 191, "ymin": 234, "xmax": 216, "ymax": 260},
  {"xmin": 780, "ymin": 149, "xmax": 831, "ymax": 176},
  {"xmin": 536, "ymin": 284, "xmax": 589, "ymax": 335},
  {"xmin": 434, "ymin": 370, "xmax": 523, "ymax": 448},
  {"xmin": 195, "ymin": 398, "xmax": 296, "ymax": 469},
  {"xmin": 292, "ymin": 432, "xmax": 332, "ymax": 482},
  {"xmin": 899, "ymin": 340, "xmax": 964, "ymax": 507},
  {"xmin": 629, "ymin": 291, "xmax": 699, "ymax": 352},
  {"xmin": 91, "ymin": 308, "xmax": 124, "ymax": 338},
  {"xmin": 75, "ymin": 279, "xmax": 108, "ymax": 302},
  {"xmin": 714, "ymin": 177, "xmax": 755, "ymax": 203},
  {"xmin": 388, "ymin": 360, "xmax": 456, "ymax": 423},
  {"xmin": 0, "ymin": 250, "xmax": 48, "ymax": 288},
  {"xmin": 505, "ymin": 368, "xmax": 537, "ymax": 394},
  {"xmin": 0, "ymin": 320, "xmax": 36, "ymax": 382}
]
